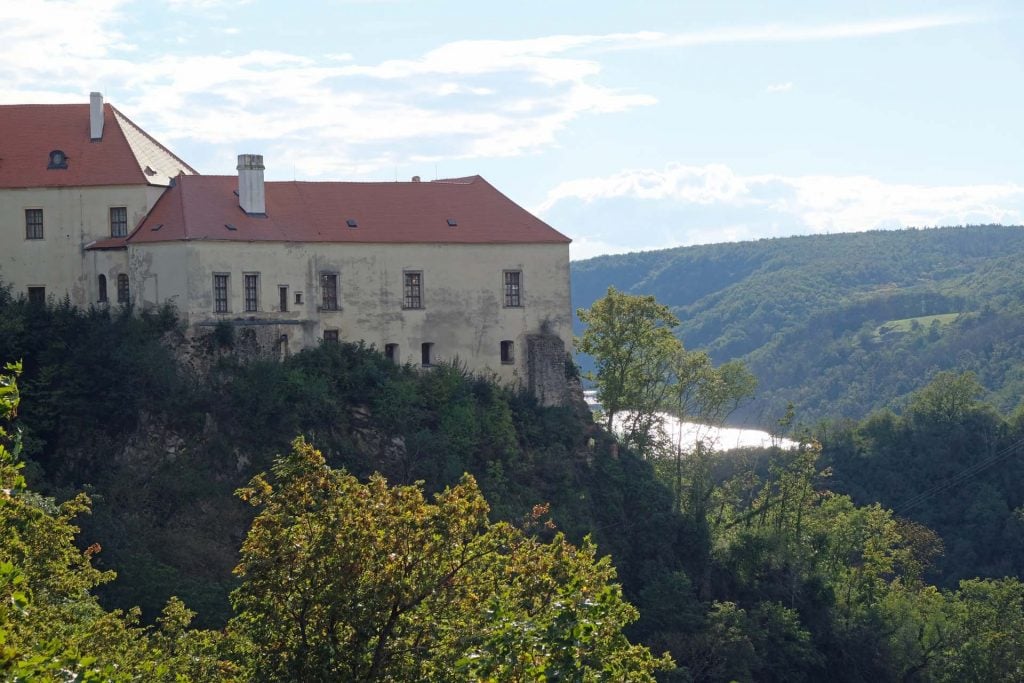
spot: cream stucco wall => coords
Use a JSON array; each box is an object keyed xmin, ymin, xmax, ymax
[
  {"xmin": 130, "ymin": 240, "xmax": 572, "ymax": 385},
  {"xmin": 0, "ymin": 185, "xmax": 157, "ymax": 305}
]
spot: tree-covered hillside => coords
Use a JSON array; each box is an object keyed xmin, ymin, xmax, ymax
[
  {"xmin": 572, "ymin": 225, "xmax": 1024, "ymax": 424},
  {"xmin": 4, "ymin": 289, "xmax": 1024, "ymax": 680}
]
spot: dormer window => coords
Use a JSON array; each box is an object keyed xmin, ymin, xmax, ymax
[{"xmin": 47, "ymin": 150, "xmax": 68, "ymax": 169}]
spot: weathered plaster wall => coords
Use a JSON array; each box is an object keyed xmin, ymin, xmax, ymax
[
  {"xmin": 0, "ymin": 185, "xmax": 155, "ymax": 305},
  {"xmin": 132, "ymin": 240, "xmax": 572, "ymax": 388}
]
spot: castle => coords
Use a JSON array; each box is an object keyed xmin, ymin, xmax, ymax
[{"xmin": 0, "ymin": 94, "xmax": 573, "ymax": 404}]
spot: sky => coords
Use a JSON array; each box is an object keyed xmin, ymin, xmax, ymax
[{"xmin": 3, "ymin": 0, "xmax": 1022, "ymax": 259}]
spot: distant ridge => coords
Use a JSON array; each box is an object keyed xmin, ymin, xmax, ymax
[{"xmin": 571, "ymin": 225, "xmax": 1024, "ymax": 426}]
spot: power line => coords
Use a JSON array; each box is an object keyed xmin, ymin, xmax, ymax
[{"xmin": 895, "ymin": 435, "xmax": 1024, "ymax": 515}]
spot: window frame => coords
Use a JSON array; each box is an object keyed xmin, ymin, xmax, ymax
[
  {"xmin": 213, "ymin": 273, "xmax": 230, "ymax": 313},
  {"xmin": 116, "ymin": 274, "xmax": 130, "ymax": 304},
  {"xmin": 320, "ymin": 271, "xmax": 339, "ymax": 311},
  {"xmin": 385, "ymin": 343, "xmax": 399, "ymax": 363},
  {"xmin": 25, "ymin": 209, "xmax": 44, "ymax": 240},
  {"xmin": 98, "ymin": 274, "xmax": 108, "ymax": 303},
  {"xmin": 109, "ymin": 206, "xmax": 128, "ymax": 238},
  {"xmin": 503, "ymin": 270, "xmax": 522, "ymax": 308},
  {"xmin": 402, "ymin": 270, "xmax": 423, "ymax": 309},
  {"xmin": 27, "ymin": 287, "xmax": 45, "ymax": 306},
  {"xmin": 500, "ymin": 340, "xmax": 515, "ymax": 364},
  {"xmin": 243, "ymin": 272, "xmax": 260, "ymax": 312},
  {"xmin": 323, "ymin": 329, "xmax": 340, "ymax": 343},
  {"xmin": 421, "ymin": 342, "xmax": 433, "ymax": 367},
  {"xmin": 279, "ymin": 285, "xmax": 288, "ymax": 312}
]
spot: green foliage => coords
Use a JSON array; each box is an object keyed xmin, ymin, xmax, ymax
[
  {"xmin": 230, "ymin": 438, "xmax": 672, "ymax": 681},
  {"xmin": 0, "ymin": 362, "xmax": 230, "ymax": 681},
  {"xmin": 818, "ymin": 371, "xmax": 1024, "ymax": 587},
  {"xmin": 576, "ymin": 286, "xmax": 681, "ymax": 442},
  {"xmin": 573, "ymin": 224, "xmax": 1024, "ymax": 422},
  {"xmin": 6, "ymin": 284, "xmax": 1024, "ymax": 680},
  {"xmin": 576, "ymin": 288, "xmax": 755, "ymax": 462}
]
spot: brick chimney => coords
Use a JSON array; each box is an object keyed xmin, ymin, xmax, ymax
[
  {"xmin": 237, "ymin": 154, "xmax": 266, "ymax": 215},
  {"xmin": 89, "ymin": 92, "xmax": 104, "ymax": 141}
]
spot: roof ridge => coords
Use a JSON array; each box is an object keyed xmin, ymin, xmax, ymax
[
  {"xmin": 432, "ymin": 175, "xmax": 481, "ymax": 184},
  {"xmin": 110, "ymin": 105, "xmax": 199, "ymax": 177}
]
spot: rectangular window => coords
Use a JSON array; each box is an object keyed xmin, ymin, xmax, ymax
[
  {"xmin": 27, "ymin": 287, "xmax": 45, "ymax": 305},
  {"xmin": 500, "ymin": 340, "xmax": 515, "ymax": 364},
  {"xmin": 213, "ymin": 273, "xmax": 229, "ymax": 313},
  {"xmin": 110, "ymin": 207, "xmax": 128, "ymax": 237},
  {"xmin": 244, "ymin": 273, "xmax": 259, "ymax": 312},
  {"xmin": 320, "ymin": 272, "xmax": 338, "ymax": 310},
  {"xmin": 98, "ymin": 275, "xmax": 108, "ymax": 303},
  {"xmin": 385, "ymin": 343, "xmax": 399, "ymax": 363},
  {"xmin": 295, "ymin": 291, "xmax": 303, "ymax": 305},
  {"xmin": 503, "ymin": 270, "xmax": 522, "ymax": 307},
  {"xmin": 421, "ymin": 342, "xmax": 433, "ymax": 367},
  {"xmin": 323, "ymin": 329, "xmax": 339, "ymax": 343},
  {"xmin": 279, "ymin": 286, "xmax": 288, "ymax": 312},
  {"xmin": 403, "ymin": 271, "xmax": 422, "ymax": 309},
  {"xmin": 25, "ymin": 209, "xmax": 43, "ymax": 240},
  {"xmin": 117, "ymin": 274, "xmax": 130, "ymax": 304}
]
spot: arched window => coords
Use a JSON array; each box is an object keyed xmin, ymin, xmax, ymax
[
  {"xmin": 117, "ymin": 274, "xmax": 129, "ymax": 304},
  {"xmin": 98, "ymin": 274, "xmax": 107, "ymax": 302}
]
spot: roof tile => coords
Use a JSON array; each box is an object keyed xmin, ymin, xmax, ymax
[
  {"xmin": 130, "ymin": 175, "xmax": 570, "ymax": 245},
  {"xmin": 0, "ymin": 103, "xmax": 195, "ymax": 189}
]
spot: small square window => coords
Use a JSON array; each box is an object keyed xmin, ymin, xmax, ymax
[
  {"xmin": 110, "ymin": 207, "xmax": 128, "ymax": 237},
  {"xmin": 27, "ymin": 287, "xmax": 45, "ymax": 306},
  {"xmin": 323, "ymin": 329, "xmax": 339, "ymax": 343},
  {"xmin": 403, "ymin": 271, "xmax": 422, "ymax": 309},
  {"xmin": 25, "ymin": 209, "xmax": 43, "ymax": 240},
  {"xmin": 500, "ymin": 340, "xmax": 515, "ymax": 364},
  {"xmin": 295, "ymin": 291, "xmax": 304, "ymax": 305}
]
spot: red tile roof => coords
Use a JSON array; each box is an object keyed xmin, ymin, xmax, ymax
[
  {"xmin": 129, "ymin": 174, "xmax": 570, "ymax": 245},
  {"xmin": 0, "ymin": 103, "xmax": 196, "ymax": 189}
]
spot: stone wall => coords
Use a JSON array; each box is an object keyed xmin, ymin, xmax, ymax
[{"xmin": 527, "ymin": 333, "xmax": 568, "ymax": 407}]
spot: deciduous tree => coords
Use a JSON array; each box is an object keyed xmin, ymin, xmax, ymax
[
  {"xmin": 576, "ymin": 286, "xmax": 682, "ymax": 446},
  {"xmin": 230, "ymin": 437, "xmax": 672, "ymax": 682}
]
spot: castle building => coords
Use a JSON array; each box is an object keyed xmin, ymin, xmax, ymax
[{"xmin": 0, "ymin": 94, "xmax": 573, "ymax": 404}]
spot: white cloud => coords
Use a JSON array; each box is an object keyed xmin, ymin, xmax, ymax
[
  {"xmin": 165, "ymin": 0, "xmax": 251, "ymax": 8},
  {"xmin": 656, "ymin": 14, "xmax": 979, "ymax": 48},
  {"xmin": 0, "ymin": 5, "xmax": 985, "ymax": 178},
  {"xmin": 0, "ymin": 6, "xmax": 662, "ymax": 173},
  {"xmin": 765, "ymin": 81, "xmax": 793, "ymax": 93},
  {"xmin": 541, "ymin": 163, "xmax": 1024, "ymax": 256}
]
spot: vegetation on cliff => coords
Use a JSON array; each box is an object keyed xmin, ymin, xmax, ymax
[{"xmin": 3, "ymin": 282, "xmax": 1024, "ymax": 680}]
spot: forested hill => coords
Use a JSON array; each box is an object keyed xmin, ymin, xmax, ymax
[{"xmin": 572, "ymin": 225, "xmax": 1024, "ymax": 425}]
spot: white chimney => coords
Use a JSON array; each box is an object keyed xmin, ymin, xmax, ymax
[
  {"xmin": 237, "ymin": 154, "xmax": 266, "ymax": 215},
  {"xmin": 89, "ymin": 92, "xmax": 104, "ymax": 141}
]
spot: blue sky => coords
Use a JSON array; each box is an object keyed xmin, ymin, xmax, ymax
[{"xmin": 4, "ymin": 0, "xmax": 1022, "ymax": 258}]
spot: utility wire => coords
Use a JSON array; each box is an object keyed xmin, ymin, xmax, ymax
[{"xmin": 895, "ymin": 435, "xmax": 1024, "ymax": 515}]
